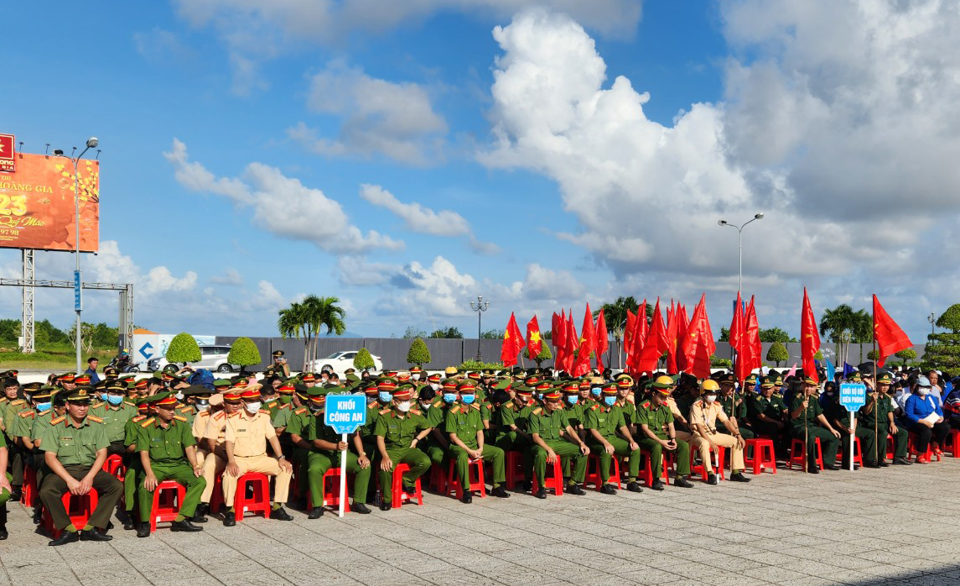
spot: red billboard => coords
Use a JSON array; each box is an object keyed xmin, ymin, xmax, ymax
[
  {"xmin": 0, "ymin": 153, "xmax": 99, "ymax": 252},
  {"xmin": 0, "ymin": 135, "xmax": 14, "ymax": 173}
]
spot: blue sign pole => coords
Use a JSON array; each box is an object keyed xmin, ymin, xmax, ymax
[
  {"xmin": 839, "ymin": 383, "xmax": 866, "ymax": 471},
  {"xmin": 324, "ymin": 394, "xmax": 367, "ymax": 517}
]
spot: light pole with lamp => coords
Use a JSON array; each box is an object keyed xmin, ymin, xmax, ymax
[
  {"xmin": 469, "ymin": 295, "xmax": 489, "ymax": 361},
  {"xmin": 929, "ymin": 312, "xmax": 936, "ymax": 335},
  {"xmin": 718, "ymin": 212, "xmax": 764, "ymax": 295},
  {"xmin": 66, "ymin": 137, "xmax": 98, "ymax": 374}
]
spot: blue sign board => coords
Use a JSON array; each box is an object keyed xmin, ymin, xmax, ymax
[
  {"xmin": 139, "ymin": 342, "xmax": 154, "ymax": 360},
  {"xmin": 74, "ymin": 270, "xmax": 82, "ymax": 312},
  {"xmin": 839, "ymin": 383, "xmax": 866, "ymax": 411},
  {"xmin": 324, "ymin": 394, "xmax": 367, "ymax": 434}
]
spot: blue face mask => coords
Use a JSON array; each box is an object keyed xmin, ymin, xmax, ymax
[
  {"xmin": 106, "ymin": 395, "xmax": 123, "ymax": 406},
  {"xmin": 591, "ymin": 388, "xmax": 602, "ymax": 397},
  {"xmin": 443, "ymin": 393, "xmax": 457, "ymax": 404},
  {"xmin": 461, "ymin": 394, "xmax": 475, "ymax": 404},
  {"xmin": 567, "ymin": 395, "xmax": 578, "ymax": 405},
  {"xmin": 603, "ymin": 396, "xmax": 616, "ymax": 406},
  {"xmin": 99, "ymin": 393, "xmax": 108, "ymax": 401},
  {"xmin": 379, "ymin": 392, "xmax": 393, "ymax": 403},
  {"xmin": 35, "ymin": 402, "xmax": 51, "ymax": 412}
]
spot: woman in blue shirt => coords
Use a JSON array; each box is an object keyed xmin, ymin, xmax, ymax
[{"xmin": 904, "ymin": 377, "xmax": 951, "ymax": 462}]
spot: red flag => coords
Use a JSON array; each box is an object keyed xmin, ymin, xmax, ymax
[
  {"xmin": 730, "ymin": 292, "xmax": 744, "ymax": 355},
  {"xmin": 553, "ymin": 310, "xmax": 566, "ymax": 370},
  {"xmin": 624, "ymin": 309, "xmax": 637, "ymax": 369},
  {"xmin": 595, "ymin": 309, "xmax": 608, "ymax": 371},
  {"xmin": 675, "ymin": 303, "xmax": 690, "ymax": 371},
  {"xmin": 563, "ymin": 310, "xmax": 579, "ymax": 373},
  {"xmin": 526, "ymin": 316, "xmax": 543, "ymax": 362},
  {"xmin": 801, "ymin": 288, "xmax": 821, "ymax": 382},
  {"xmin": 873, "ymin": 295, "xmax": 912, "ymax": 368},
  {"xmin": 681, "ymin": 294, "xmax": 715, "ymax": 379},
  {"xmin": 666, "ymin": 301, "xmax": 679, "ymax": 374},
  {"xmin": 637, "ymin": 299, "xmax": 669, "ymax": 374},
  {"xmin": 501, "ymin": 313, "xmax": 525, "ymax": 367},
  {"xmin": 573, "ymin": 304, "xmax": 595, "ymax": 376},
  {"xmin": 629, "ymin": 300, "xmax": 649, "ymax": 373},
  {"xmin": 741, "ymin": 296, "xmax": 762, "ymax": 380}
]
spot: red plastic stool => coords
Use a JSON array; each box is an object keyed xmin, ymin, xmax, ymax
[
  {"xmin": 233, "ymin": 473, "xmax": 271, "ymax": 521},
  {"xmin": 290, "ymin": 461, "xmax": 304, "ymax": 499},
  {"xmin": 21, "ymin": 465, "xmax": 37, "ymax": 507},
  {"xmin": 744, "ymin": 438, "xmax": 776, "ymax": 475},
  {"xmin": 307, "ymin": 467, "xmax": 351, "ymax": 513},
  {"xmin": 948, "ymin": 430, "xmax": 960, "ymax": 458},
  {"xmin": 640, "ymin": 449, "xmax": 670, "ymax": 487},
  {"xmin": 836, "ymin": 436, "xmax": 863, "ymax": 467},
  {"xmin": 447, "ymin": 458, "xmax": 486, "ymax": 499},
  {"xmin": 150, "ymin": 481, "xmax": 186, "ymax": 532},
  {"xmin": 504, "ymin": 451, "xmax": 526, "ymax": 490},
  {"xmin": 103, "ymin": 454, "xmax": 126, "ymax": 481},
  {"xmin": 43, "ymin": 490, "xmax": 99, "ymax": 538},
  {"xmin": 387, "ymin": 463, "xmax": 423, "ymax": 508},
  {"xmin": 690, "ymin": 445, "xmax": 725, "ymax": 481},
  {"xmin": 886, "ymin": 434, "xmax": 895, "ymax": 460},
  {"xmin": 209, "ymin": 473, "xmax": 225, "ymax": 514},
  {"xmin": 583, "ymin": 453, "xmax": 621, "ymax": 490},
  {"xmin": 790, "ymin": 438, "xmax": 824, "ymax": 470},
  {"xmin": 908, "ymin": 432, "xmax": 938, "ymax": 461},
  {"xmin": 531, "ymin": 456, "xmax": 564, "ymax": 496}
]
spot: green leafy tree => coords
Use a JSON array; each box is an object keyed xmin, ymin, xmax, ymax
[
  {"xmin": 711, "ymin": 355, "xmax": 732, "ymax": 368},
  {"xmin": 851, "ymin": 309, "xmax": 873, "ymax": 362},
  {"xmin": 719, "ymin": 327, "xmax": 730, "ymax": 343},
  {"xmin": 0, "ymin": 319, "xmax": 20, "ymax": 341},
  {"xmin": 595, "ymin": 296, "xmax": 639, "ymax": 368},
  {"xmin": 278, "ymin": 301, "xmax": 308, "ymax": 368},
  {"xmin": 403, "ymin": 327, "xmax": 427, "ymax": 339},
  {"xmin": 923, "ymin": 305, "xmax": 960, "ymax": 370},
  {"xmin": 278, "ymin": 295, "xmax": 347, "ymax": 368},
  {"xmin": 353, "ymin": 348, "xmax": 376, "ymax": 371},
  {"xmin": 766, "ymin": 341, "xmax": 788, "ymax": 367},
  {"xmin": 866, "ymin": 349, "xmax": 880, "ymax": 361},
  {"xmin": 228, "ymin": 337, "xmax": 262, "ymax": 373},
  {"xmin": 166, "ymin": 333, "xmax": 201, "ymax": 364},
  {"xmin": 522, "ymin": 343, "xmax": 553, "ymax": 368},
  {"xmin": 406, "ymin": 338, "xmax": 431, "ymax": 367},
  {"xmin": 895, "ymin": 348, "xmax": 917, "ymax": 364},
  {"xmin": 819, "ymin": 304, "xmax": 859, "ymax": 366},
  {"xmin": 429, "ymin": 327, "xmax": 463, "ymax": 339},
  {"xmin": 759, "ymin": 327, "xmax": 795, "ymax": 343},
  {"xmin": 814, "ymin": 349, "xmax": 824, "ymax": 361},
  {"xmin": 480, "ymin": 329, "xmax": 504, "ymax": 339}
]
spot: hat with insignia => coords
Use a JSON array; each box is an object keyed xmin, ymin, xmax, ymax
[
  {"xmin": 467, "ymin": 372, "xmax": 481, "ymax": 381},
  {"xmin": 535, "ymin": 381, "xmax": 552, "ymax": 392},
  {"xmin": 344, "ymin": 367, "xmax": 356, "ymax": 375},
  {"xmin": 441, "ymin": 379, "xmax": 458, "ymax": 391},
  {"xmin": 877, "ymin": 372, "xmax": 893, "ymax": 384},
  {"xmin": 409, "ymin": 366, "xmax": 422, "ymax": 374},
  {"xmin": 146, "ymin": 392, "xmax": 178, "ymax": 407},
  {"xmin": 718, "ymin": 373, "xmax": 736, "ymax": 386},
  {"xmin": 427, "ymin": 373, "xmax": 441, "ymax": 383},
  {"xmin": 212, "ymin": 379, "xmax": 231, "ymax": 390},
  {"xmin": 457, "ymin": 381, "xmax": 477, "ymax": 393},
  {"xmin": 362, "ymin": 383, "xmax": 379, "ymax": 396},
  {"xmin": 525, "ymin": 376, "xmax": 540, "ymax": 387},
  {"xmin": 307, "ymin": 387, "xmax": 328, "ymax": 403},
  {"xmin": 106, "ymin": 382, "xmax": 126, "ymax": 393},
  {"xmin": 278, "ymin": 382, "xmax": 295, "ymax": 394},
  {"xmin": 301, "ymin": 373, "xmax": 316, "ymax": 383},
  {"xmin": 222, "ymin": 391, "xmax": 242, "ymax": 403},
  {"xmin": 64, "ymin": 387, "xmax": 91, "ymax": 402},
  {"xmin": 562, "ymin": 382, "xmax": 580, "ymax": 394},
  {"xmin": 803, "ymin": 376, "xmax": 819, "ymax": 386},
  {"xmin": 377, "ymin": 378, "xmax": 397, "ymax": 392},
  {"xmin": 393, "ymin": 385, "xmax": 414, "ymax": 400},
  {"xmin": 601, "ymin": 385, "xmax": 618, "ymax": 396},
  {"xmin": 59, "ymin": 373, "xmax": 76, "ymax": 383},
  {"xmin": 32, "ymin": 386, "xmax": 56, "ymax": 400},
  {"xmin": 240, "ymin": 389, "xmax": 260, "ymax": 400},
  {"xmin": 745, "ymin": 374, "xmax": 758, "ymax": 385},
  {"xmin": 514, "ymin": 385, "xmax": 533, "ymax": 396},
  {"xmin": 272, "ymin": 350, "xmax": 284, "ymax": 358},
  {"xmin": 543, "ymin": 388, "xmax": 562, "ymax": 400},
  {"xmin": 760, "ymin": 376, "xmax": 775, "ymax": 388}
]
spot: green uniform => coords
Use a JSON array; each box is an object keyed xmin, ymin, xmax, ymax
[
  {"xmin": 135, "ymin": 415, "xmax": 206, "ymax": 522},
  {"xmin": 791, "ymin": 396, "xmax": 839, "ymax": 468},
  {"xmin": 494, "ymin": 398, "xmax": 534, "ymax": 478},
  {"xmin": 122, "ymin": 415, "xmax": 148, "ymax": 515},
  {"xmin": 304, "ymin": 409, "xmax": 370, "ymax": 508},
  {"xmin": 420, "ymin": 400, "xmax": 448, "ymax": 467},
  {"xmin": 262, "ymin": 398, "xmax": 282, "ymax": 421},
  {"xmin": 857, "ymin": 393, "xmax": 908, "ymax": 462},
  {"xmin": 0, "ymin": 433, "xmax": 12, "ymax": 507},
  {"xmin": 719, "ymin": 395, "xmax": 755, "ymax": 439},
  {"xmin": 584, "ymin": 403, "xmax": 640, "ymax": 483},
  {"xmin": 748, "ymin": 393, "xmax": 788, "ymax": 440},
  {"xmin": 528, "ymin": 406, "xmax": 588, "ymax": 487},
  {"xmin": 635, "ymin": 399, "xmax": 692, "ymax": 477},
  {"xmin": 91, "ymin": 401, "xmax": 138, "ymax": 453},
  {"xmin": 285, "ymin": 406, "xmax": 313, "ymax": 497},
  {"xmin": 39, "ymin": 415, "xmax": 123, "ymax": 531},
  {"xmin": 373, "ymin": 407, "xmax": 431, "ymax": 503},
  {"xmin": 445, "ymin": 403, "xmax": 505, "ymax": 489},
  {"xmin": 825, "ymin": 399, "xmax": 873, "ymax": 467},
  {"xmin": 3, "ymin": 399, "xmax": 25, "ymax": 487}
]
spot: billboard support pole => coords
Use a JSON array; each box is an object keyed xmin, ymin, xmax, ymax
[
  {"xmin": 70, "ymin": 138, "xmax": 98, "ymax": 373},
  {"xmin": 21, "ymin": 250, "xmax": 34, "ymax": 353}
]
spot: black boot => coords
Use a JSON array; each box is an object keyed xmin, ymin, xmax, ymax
[
  {"xmin": 170, "ymin": 519, "xmax": 203, "ymax": 532},
  {"xmin": 223, "ymin": 511, "xmax": 236, "ymax": 527},
  {"xmin": 191, "ymin": 503, "xmax": 209, "ymax": 523},
  {"xmin": 350, "ymin": 503, "xmax": 371, "ymax": 514},
  {"xmin": 0, "ymin": 506, "xmax": 7, "ymax": 540},
  {"xmin": 491, "ymin": 486, "xmax": 511, "ymax": 498},
  {"xmin": 308, "ymin": 507, "xmax": 324, "ymax": 520},
  {"xmin": 136, "ymin": 523, "xmax": 151, "ymax": 538}
]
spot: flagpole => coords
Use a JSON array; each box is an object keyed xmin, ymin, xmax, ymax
[{"xmin": 873, "ymin": 338, "xmax": 878, "ymax": 465}]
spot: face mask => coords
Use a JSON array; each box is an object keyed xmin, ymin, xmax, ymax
[
  {"xmin": 461, "ymin": 394, "xmax": 476, "ymax": 405},
  {"xmin": 308, "ymin": 403, "xmax": 322, "ymax": 413},
  {"xmin": 379, "ymin": 392, "xmax": 393, "ymax": 402},
  {"xmin": 244, "ymin": 401, "xmax": 262, "ymax": 412},
  {"xmin": 420, "ymin": 402, "xmax": 431, "ymax": 411},
  {"xmin": 397, "ymin": 401, "xmax": 411, "ymax": 412},
  {"xmin": 603, "ymin": 396, "xmax": 616, "ymax": 406},
  {"xmin": 917, "ymin": 388, "xmax": 929, "ymax": 397},
  {"xmin": 566, "ymin": 396, "xmax": 578, "ymax": 405},
  {"xmin": 99, "ymin": 393, "xmax": 108, "ymax": 401},
  {"xmin": 591, "ymin": 388, "xmax": 601, "ymax": 397},
  {"xmin": 264, "ymin": 397, "xmax": 277, "ymax": 404},
  {"xmin": 279, "ymin": 395, "xmax": 293, "ymax": 405},
  {"xmin": 106, "ymin": 395, "xmax": 123, "ymax": 406},
  {"xmin": 430, "ymin": 383, "xmax": 440, "ymax": 391},
  {"xmin": 443, "ymin": 393, "xmax": 457, "ymax": 404},
  {"xmin": 367, "ymin": 396, "xmax": 379, "ymax": 405},
  {"xmin": 195, "ymin": 401, "xmax": 209, "ymax": 412},
  {"xmin": 35, "ymin": 402, "xmax": 51, "ymax": 412},
  {"xmin": 175, "ymin": 392, "xmax": 184, "ymax": 401},
  {"xmin": 704, "ymin": 395, "xmax": 716, "ymax": 403}
]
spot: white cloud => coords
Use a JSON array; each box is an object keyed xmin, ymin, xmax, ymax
[
  {"xmin": 164, "ymin": 139, "xmax": 403, "ymax": 255},
  {"xmin": 210, "ymin": 268, "xmax": 244, "ymax": 286},
  {"xmin": 133, "ymin": 27, "xmax": 193, "ymax": 63}
]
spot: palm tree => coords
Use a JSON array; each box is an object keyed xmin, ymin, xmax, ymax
[
  {"xmin": 302, "ymin": 295, "xmax": 347, "ymax": 365},
  {"xmin": 277, "ymin": 301, "xmax": 308, "ymax": 367},
  {"xmin": 851, "ymin": 308, "xmax": 872, "ymax": 362},
  {"xmin": 819, "ymin": 304, "xmax": 857, "ymax": 366},
  {"xmin": 594, "ymin": 296, "xmax": 639, "ymax": 369}
]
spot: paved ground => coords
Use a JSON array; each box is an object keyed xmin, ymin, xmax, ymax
[{"xmin": 1, "ymin": 457, "xmax": 958, "ymax": 586}]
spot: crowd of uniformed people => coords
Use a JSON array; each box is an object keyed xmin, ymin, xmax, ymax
[{"xmin": 0, "ymin": 349, "xmax": 953, "ymax": 546}]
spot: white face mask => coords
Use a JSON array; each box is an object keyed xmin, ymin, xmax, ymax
[
  {"xmin": 175, "ymin": 392, "xmax": 184, "ymax": 401},
  {"xmin": 917, "ymin": 388, "xmax": 929, "ymax": 397},
  {"xmin": 244, "ymin": 401, "xmax": 262, "ymax": 412},
  {"xmin": 704, "ymin": 395, "xmax": 716, "ymax": 403},
  {"xmin": 430, "ymin": 383, "xmax": 440, "ymax": 391},
  {"xmin": 397, "ymin": 401, "xmax": 411, "ymax": 412}
]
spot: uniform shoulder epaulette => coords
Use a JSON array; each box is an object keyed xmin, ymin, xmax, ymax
[
  {"xmin": 379, "ymin": 408, "xmax": 391, "ymax": 415},
  {"xmin": 642, "ymin": 402, "xmax": 650, "ymax": 408},
  {"xmin": 178, "ymin": 405, "xmax": 192, "ymax": 412},
  {"xmin": 213, "ymin": 411, "xmax": 226, "ymax": 420},
  {"xmin": 471, "ymin": 403, "xmax": 481, "ymax": 411},
  {"xmin": 410, "ymin": 408, "xmax": 422, "ymax": 416},
  {"xmin": 88, "ymin": 415, "xmax": 104, "ymax": 423},
  {"xmin": 0, "ymin": 397, "xmax": 7, "ymax": 404},
  {"xmin": 140, "ymin": 417, "xmax": 155, "ymax": 427},
  {"xmin": 173, "ymin": 415, "xmax": 187, "ymax": 422},
  {"xmin": 227, "ymin": 411, "xmax": 240, "ymax": 418},
  {"xmin": 9, "ymin": 399, "xmax": 23, "ymax": 406},
  {"xmin": 294, "ymin": 407, "xmax": 307, "ymax": 415},
  {"xmin": 124, "ymin": 400, "xmax": 136, "ymax": 407},
  {"xmin": 532, "ymin": 407, "xmax": 542, "ymax": 415},
  {"xmin": 279, "ymin": 403, "xmax": 291, "ymax": 411},
  {"xmin": 132, "ymin": 415, "xmax": 147, "ymax": 423},
  {"xmin": 503, "ymin": 400, "xmax": 514, "ymax": 409},
  {"xmin": 19, "ymin": 410, "xmax": 35, "ymax": 418},
  {"xmin": 91, "ymin": 401, "xmax": 104, "ymax": 409},
  {"xmin": 432, "ymin": 399, "xmax": 443, "ymax": 409},
  {"xmin": 590, "ymin": 404, "xmax": 599, "ymax": 411},
  {"xmin": 51, "ymin": 415, "xmax": 66, "ymax": 425},
  {"xmin": 259, "ymin": 409, "xmax": 271, "ymax": 414},
  {"xmin": 197, "ymin": 411, "xmax": 210, "ymax": 418}
]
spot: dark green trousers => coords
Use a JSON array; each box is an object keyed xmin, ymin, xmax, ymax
[
  {"xmin": 449, "ymin": 444, "xmax": 505, "ymax": 488},
  {"xmin": 495, "ymin": 432, "xmax": 533, "ymax": 478},
  {"xmin": 137, "ymin": 461, "xmax": 206, "ymax": 522},
  {"xmin": 532, "ymin": 440, "xmax": 587, "ymax": 486},
  {"xmin": 306, "ymin": 450, "xmax": 370, "ymax": 507},
  {"xmin": 638, "ymin": 437, "xmax": 692, "ymax": 477},
  {"xmin": 40, "ymin": 466, "xmax": 122, "ymax": 531},
  {"xmin": 793, "ymin": 427, "xmax": 840, "ymax": 467},
  {"xmin": 840, "ymin": 426, "xmax": 875, "ymax": 467},
  {"xmin": 378, "ymin": 447, "xmax": 430, "ymax": 503},
  {"xmin": 588, "ymin": 437, "xmax": 640, "ymax": 482}
]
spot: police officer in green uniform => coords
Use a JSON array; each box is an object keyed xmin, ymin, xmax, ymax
[
  {"xmin": 0, "ymin": 430, "xmax": 12, "ymax": 539},
  {"xmin": 494, "ymin": 383, "xmax": 536, "ymax": 485},
  {"xmin": 748, "ymin": 376, "xmax": 790, "ymax": 455},
  {"xmin": 122, "ymin": 399, "xmax": 152, "ymax": 530},
  {"xmin": 790, "ymin": 376, "xmax": 842, "ymax": 473},
  {"xmin": 18, "ymin": 386, "xmax": 58, "ymax": 524},
  {"xmin": 304, "ymin": 387, "xmax": 372, "ymax": 518},
  {"xmin": 529, "ymin": 388, "xmax": 589, "ymax": 498},
  {"xmin": 445, "ymin": 381, "xmax": 510, "ymax": 502},
  {"xmin": 135, "ymin": 393, "xmax": 206, "ymax": 537},
  {"xmin": 860, "ymin": 372, "xmax": 911, "ymax": 466},
  {"xmin": 418, "ymin": 384, "xmax": 449, "ymax": 467},
  {"xmin": 39, "ymin": 388, "xmax": 123, "ymax": 546},
  {"xmin": 271, "ymin": 350, "xmax": 291, "ymax": 378},
  {"xmin": 585, "ymin": 384, "xmax": 643, "ymax": 494},
  {"xmin": 92, "ymin": 381, "xmax": 138, "ymax": 455},
  {"xmin": 636, "ymin": 376, "xmax": 695, "ymax": 490},
  {"xmin": 374, "ymin": 386, "xmax": 431, "ymax": 511},
  {"xmin": 1, "ymin": 376, "xmax": 25, "ymax": 500},
  {"xmin": 718, "ymin": 373, "xmax": 755, "ymax": 439}
]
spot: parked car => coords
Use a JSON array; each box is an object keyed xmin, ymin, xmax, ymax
[
  {"xmin": 149, "ymin": 345, "xmax": 238, "ymax": 373},
  {"xmin": 305, "ymin": 350, "xmax": 382, "ymax": 375}
]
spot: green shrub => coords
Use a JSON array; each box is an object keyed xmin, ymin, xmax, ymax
[
  {"xmin": 353, "ymin": 348, "xmax": 376, "ymax": 370},
  {"xmin": 766, "ymin": 342, "xmax": 788, "ymax": 367},
  {"xmin": 406, "ymin": 338, "xmax": 431, "ymax": 367},
  {"xmin": 165, "ymin": 333, "xmax": 201, "ymax": 364},
  {"xmin": 228, "ymin": 337, "xmax": 261, "ymax": 372}
]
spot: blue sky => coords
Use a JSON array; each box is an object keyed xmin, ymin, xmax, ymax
[{"xmin": 1, "ymin": 1, "xmax": 957, "ymax": 345}]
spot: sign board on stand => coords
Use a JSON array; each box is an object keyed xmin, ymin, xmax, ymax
[
  {"xmin": 323, "ymin": 394, "xmax": 367, "ymax": 517},
  {"xmin": 839, "ymin": 383, "xmax": 867, "ymax": 471}
]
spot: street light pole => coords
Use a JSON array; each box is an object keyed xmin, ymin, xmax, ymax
[
  {"xmin": 929, "ymin": 312, "xmax": 936, "ymax": 335},
  {"xmin": 718, "ymin": 212, "xmax": 765, "ymax": 295},
  {"xmin": 68, "ymin": 137, "xmax": 98, "ymax": 375},
  {"xmin": 469, "ymin": 295, "xmax": 489, "ymax": 361}
]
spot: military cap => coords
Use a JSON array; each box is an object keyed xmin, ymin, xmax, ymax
[
  {"xmin": 427, "ymin": 373, "xmax": 442, "ymax": 383},
  {"xmin": 64, "ymin": 387, "xmax": 92, "ymax": 402},
  {"xmin": 525, "ymin": 376, "xmax": 541, "ymax": 387},
  {"xmin": 877, "ymin": 372, "xmax": 893, "ymax": 384},
  {"xmin": 32, "ymin": 386, "xmax": 56, "ymax": 400},
  {"xmin": 467, "ymin": 372, "xmax": 481, "ymax": 381},
  {"xmin": 718, "ymin": 373, "xmax": 736, "ymax": 385},
  {"xmin": 277, "ymin": 382, "xmax": 295, "ymax": 394},
  {"xmin": 514, "ymin": 385, "xmax": 533, "ymax": 396},
  {"xmin": 744, "ymin": 373, "xmax": 759, "ymax": 385},
  {"xmin": 536, "ymin": 381, "xmax": 552, "ymax": 392},
  {"xmin": 457, "ymin": 381, "xmax": 477, "ymax": 393},
  {"xmin": 562, "ymin": 382, "xmax": 580, "ymax": 394},
  {"xmin": 145, "ymin": 392, "xmax": 178, "ymax": 407},
  {"xmin": 59, "ymin": 373, "xmax": 76, "ymax": 383},
  {"xmin": 441, "ymin": 379, "xmax": 458, "ymax": 391},
  {"xmin": 106, "ymin": 381, "xmax": 126, "ymax": 393},
  {"xmin": 212, "ymin": 379, "xmax": 231, "ymax": 390},
  {"xmin": 307, "ymin": 387, "xmax": 329, "ymax": 402},
  {"xmin": 222, "ymin": 391, "xmax": 242, "ymax": 403},
  {"xmin": 362, "ymin": 383, "xmax": 379, "ymax": 396},
  {"xmin": 272, "ymin": 350, "xmax": 284, "ymax": 357},
  {"xmin": 601, "ymin": 385, "xmax": 618, "ymax": 396},
  {"xmin": 345, "ymin": 374, "xmax": 360, "ymax": 384},
  {"xmin": 543, "ymin": 388, "xmax": 562, "ymax": 400},
  {"xmin": 393, "ymin": 386, "xmax": 414, "ymax": 400},
  {"xmin": 21, "ymin": 382, "xmax": 42, "ymax": 392},
  {"xmin": 377, "ymin": 378, "xmax": 397, "ymax": 392},
  {"xmin": 344, "ymin": 368, "xmax": 356, "ymax": 375},
  {"xmin": 74, "ymin": 374, "xmax": 91, "ymax": 386},
  {"xmin": 803, "ymin": 375, "xmax": 819, "ymax": 386},
  {"xmin": 301, "ymin": 373, "xmax": 317, "ymax": 383},
  {"xmin": 760, "ymin": 376, "xmax": 775, "ymax": 388},
  {"xmin": 493, "ymin": 380, "xmax": 512, "ymax": 390}
]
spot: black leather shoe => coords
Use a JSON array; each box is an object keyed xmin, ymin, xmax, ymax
[
  {"xmin": 33, "ymin": 507, "xmax": 43, "ymax": 525},
  {"xmin": 864, "ymin": 461, "xmax": 881, "ymax": 469},
  {"xmin": 535, "ymin": 487, "xmax": 547, "ymax": 499},
  {"xmin": 461, "ymin": 492, "xmax": 473, "ymax": 504},
  {"xmin": 893, "ymin": 457, "xmax": 911, "ymax": 465},
  {"xmin": 80, "ymin": 529, "xmax": 112, "ymax": 542},
  {"xmin": 191, "ymin": 503, "xmax": 209, "ymax": 523},
  {"xmin": 566, "ymin": 484, "xmax": 586, "ymax": 496},
  {"xmin": 729, "ymin": 473, "xmax": 751, "ymax": 483},
  {"xmin": 674, "ymin": 477, "xmax": 695, "ymax": 488},
  {"xmin": 808, "ymin": 465, "xmax": 820, "ymax": 474},
  {"xmin": 171, "ymin": 519, "xmax": 203, "ymax": 532},
  {"xmin": 136, "ymin": 524, "xmax": 151, "ymax": 538},
  {"xmin": 379, "ymin": 501, "xmax": 392, "ymax": 511},
  {"xmin": 825, "ymin": 464, "xmax": 840, "ymax": 471},
  {"xmin": 0, "ymin": 527, "xmax": 7, "ymax": 540},
  {"xmin": 123, "ymin": 518, "xmax": 136, "ymax": 530},
  {"xmin": 522, "ymin": 480, "xmax": 533, "ymax": 492},
  {"xmin": 599, "ymin": 484, "xmax": 617, "ymax": 495},
  {"xmin": 650, "ymin": 480, "xmax": 665, "ymax": 491},
  {"xmin": 350, "ymin": 503, "xmax": 371, "ymax": 514},
  {"xmin": 308, "ymin": 507, "xmax": 324, "ymax": 519},
  {"xmin": 879, "ymin": 460, "xmax": 890, "ymax": 467},
  {"xmin": 491, "ymin": 486, "xmax": 511, "ymax": 498},
  {"xmin": 271, "ymin": 507, "xmax": 293, "ymax": 521},
  {"xmin": 706, "ymin": 473, "xmax": 719, "ymax": 485},
  {"xmin": 9, "ymin": 489, "xmax": 21, "ymax": 503},
  {"xmin": 223, "ymin": 511, "xmax": 236, "ymax": 527},
  {"xmin": 626, "ymin": 481, "xmax": 643, "ymax": 493},
  {"xmin": 49, "ymin": 531, "xmax": 80, "ymax": 546}
]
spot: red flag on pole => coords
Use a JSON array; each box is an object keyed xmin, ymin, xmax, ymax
[
  {"xmin": 573, "ymin": 304, "xmax": 595, "ymax": 376},
  {"xmin": 563, "ymin": 310, "xmax": 579, "ymax": 373},
  {"xmin": 873, "ymin": 295, "xmax": 912, "ymax": 368},
  {"xmin": 526, "ymin": 316, "xmax": 543, "ymax": 362},
  {"xmin": 595, "ymin": 309, "xmax": 608, "ymax": 371},
  {"xmin": 630, "ymin": 300, "xmax": 649, "ymax": 374},
  {"xmin": 801, "ymin": 288, "xmax": 821, "ymax": 382},
  {"xmin": 553, "ymin": 311, "xmax": 566, "ymax": 371},
  {"xmin": 666, "ymin": 302, "xmax": 679, "ymax": 374},
  {"xmin": 743, "ymin": 296, "xmax": 762, "ymax": 376},
  {"xmin": 730, "ymin": 292, "xmax": 744, "ymax": 355},
  {"xmin": 680, "ymin": 294, "xmax": 715, "ymax": 379},
  {"xmin": 637, "ymin": 299, "xmax": 669, "ymax": 374},
  {"xmin": 624, "ymin": 309, "xmax": 637, "ymax": 370},
  {"xmin": 501, "ymin": 313, "xmax": 524, "ymax": 367}
]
